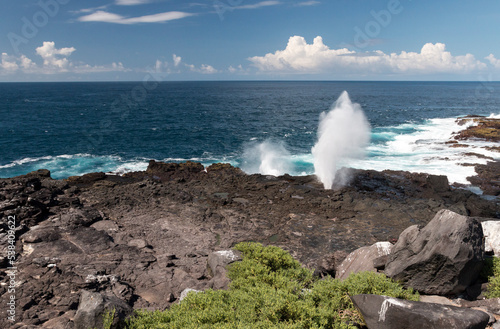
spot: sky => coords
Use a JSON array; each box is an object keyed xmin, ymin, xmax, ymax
[{"xmin": 1, "ymin": 0, "xmax": 500, "ymax": 81}]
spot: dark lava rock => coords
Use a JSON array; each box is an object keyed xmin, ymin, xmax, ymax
[
  {"xmin": 467, "ymin": 161, "xmax": 500, "ymax": 196},
  {"xmin": 0, "ymin": 161, "xmax": 498, "ymax": 328},
  {"xmin": 385, "ymin": 210, "xmax": 484, "ymax": 295},
  {"xmin": 351, "ymin": 294, "xmax": 490, "ymax": 329}
]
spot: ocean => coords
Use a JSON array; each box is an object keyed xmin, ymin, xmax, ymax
[{"xmin": 1, "ymin": 81, "xmax": 499, "ymax": 187}]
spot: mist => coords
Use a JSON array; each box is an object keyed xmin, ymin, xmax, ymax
[{"xmin": 312, "ymin": 91, "xmax": 371, "ymax": 189}]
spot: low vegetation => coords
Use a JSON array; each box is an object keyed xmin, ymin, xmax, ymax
[
  {"xmin": 125, "ymin": 242, "xmax": 418, "ymax": 328},
  {"xmin": 484, "ymin": 256, "xmax": 500, "ymax": 298}
]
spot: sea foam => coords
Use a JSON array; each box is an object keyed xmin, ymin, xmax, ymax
[{"xmin": 241, "ymin": 140, "xmax": 292, "ymax": 176}]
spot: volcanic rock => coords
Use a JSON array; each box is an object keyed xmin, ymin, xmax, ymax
[
  {"xmin": 335, "ymin": 242, "xmax": 393, "ymax": 280},
  {"xmin": 385, "ymin": 210, "xmax": 485, "ymax": 295},
  {"xmin": 351, "ymin": 294, "xmax": 490, "ymax": 329},
  {"xmin": 0, "ymin": 162, "xmax": 498, "ymax": 328}
]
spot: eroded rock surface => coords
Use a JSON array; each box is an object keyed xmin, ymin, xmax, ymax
[{"xmin": 0, "ymin": 162, "xmax": 498, "ymax": 328}]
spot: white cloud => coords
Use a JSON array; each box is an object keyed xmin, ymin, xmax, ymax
[
  {"xmin": 294, "ymin": 1, "xmax": 320, "ymax": 6},
  {"xmin": 154, "ymin": 54, "xmax": 217, "ymax": 75},
  {"xmin": 78, "ymin": 10, "xmax": 195, "ymax": 24},
  {"xmin": 200, "ymin": 64, "xmax": 217, "ymax": 74},
  {"xmin": 248, "ymin": 36, "xmax": 488, "ymax": 75},
  {"xmin": 70, "ymin": 6, "xmax": 108, "ymax": 14},
  {"xmin": 235, "ymin": 1, "xmax": 282, "ymax": 10},
  {"xmin": 228, "ymin": 64, "xmax": 245, "ymax": 74},
  {"xmin": 72, "ymin": 62, "xmax": 127, "ymax": 73},
  {"xmin": 115, "ymin": 0, "xmax": 150, "ymax": 5},
  {"xmin": 1, "ymin": 53, "xmax": 19, "ymax": 72},
  {"xmin": 0, "ymin": 42, "xmax": 128, "ymax": 76},
  {"xmin": 186, "ymin": 63, "xmax": 218, "ymax": 74},
  {"xmin": 36, "ymin": 41, "xmax": 76, "ymax": 71},
  {"xmin": 486, "ymin": 54, "xmax": 500, "ymax": 69},
  {"xmin": 173, "ymin": 54, "xmax": 182, "ymax": 67}
]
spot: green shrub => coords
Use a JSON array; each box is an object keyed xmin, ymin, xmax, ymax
[
  {"xmin": 125, "ymin": 242, "xmax": 419, "ymax": 329},
  {"xmin": 485, "ymin": 256, "xmax": 500, "ymax": 298}
]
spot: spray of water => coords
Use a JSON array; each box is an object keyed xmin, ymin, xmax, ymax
[
  {"xmin": 312, "ymin": 91, "xmax": 371, "ymax": 189},
  {"xmin": 241, "ymin": 140, "xmax": 292, "ymax": 176}
]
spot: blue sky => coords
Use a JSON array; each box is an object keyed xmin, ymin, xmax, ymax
[{"xmin": 1, "ymin": 0, "xmax": 500, "ymax": 81}]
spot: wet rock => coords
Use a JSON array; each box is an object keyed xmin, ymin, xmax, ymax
[
  {"xmin": 385, "ymin": 210, "xmax": 485, "ymax": 295},
  {"xmin": 426, "ymin": 174, "xmax": 450, "ymax": 193},
  {"xmin": 467, "ymin": 162, "xmax": 500, "ymax": 196},
  {"xmin": 351, "ymin": 294, "xmax": 490, "ymax": 329},
  {"xmin": 67, "ymin": 172, "xmax": 106, "ymax": 186},
  {"xmin": 455, "ymin": 116, "xmax": 500, "ymax": 142}
]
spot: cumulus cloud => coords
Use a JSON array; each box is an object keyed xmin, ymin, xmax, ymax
[
  {"xmin": 36, "ymin": 41, "xmax": 76, "ymax": 71},
  {"xmin": 154, "ymin": 55, "xmax": 182, "ymax": 74},
  {"xmin": 228, "ymin": 64, "xmax": 244, "ymax": 73},
  {"xmin": 486, "ymin": 54, "xmax": 500, "ymax": 69},
  {"xmin": 173, "ymin": 54, "xmax": 182, "ymax": 67},
  {"xmin": 248, "ymin": 36, "xmax": 488, "ymax": 75},
  {"xmin": 0, "ymin": 41, "xmax": 128, "ymax": 76},
  {"xmin": 78, "ymin": 10, "xmax": 195, "ymax": 24},
  {"xmin": 153, "ymin": 54, "xmax": 217, "ymax": 75},
  {"xmin": 186, "ymin": 63, "xmax": 218, "ymax": 74},
  {"xmin": 199, "ymin": 64, "xmax": 217, "ymax": 74}
]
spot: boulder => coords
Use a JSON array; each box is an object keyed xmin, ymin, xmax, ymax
[
  {"xmin": 351, "ymin": 294, "xmax": 490, "ymax": 329},
  {"xmin": 179, "ymin": 288, "xmax": 202, "ymax": 302},
  {"xmin": 73, "ymin": 290, "xmax": 132, "ymax": 329},
  {"xmin": 419, "ymin": 295, "xmax": 460, "ymax": 307},
  {"xmin": 385, "ymin": 209, "xmax": 484, "ymax": 295},
  {"xmin": 459, "ymin": 298, "xmax": 500, "ymax": 316},
  {"xmin": 207, "ymin": 250, "xmax": 242, "ymax": 277},
  {"xmin": 335, "ymin": 242, "xmax": 392, "ymax": 280},
  {"xmin": 314, "ymin": 251, "xmax": 348, "ymax": 278},
  {"xmin": 207, "ymin": 249, "xmax": 242, "ymax": 290},
  {"xmin": 426, "ymin": 174, "xmax": 450, "ymax": 193},
  {"xmin": 481, "ymin": 220, "xmax": 500, "ymax": 256}
]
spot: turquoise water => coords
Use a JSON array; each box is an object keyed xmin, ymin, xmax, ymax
[{"xmin": 1, "ymin": 81, "xmax": 499, "ymax": 184}]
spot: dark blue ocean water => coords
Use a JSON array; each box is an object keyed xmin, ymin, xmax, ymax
[{"xmin": 1, "ymin": 81, "xmax": 499, "ymax": 184}]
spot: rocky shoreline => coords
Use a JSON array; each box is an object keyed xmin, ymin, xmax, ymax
[
  {"xmin": 0, "ymin": 157, "xmax": 499, "ymax": 328},
  {"xmin": 1, "ymin": 115, "xmax": 499, "ymax": 328}
]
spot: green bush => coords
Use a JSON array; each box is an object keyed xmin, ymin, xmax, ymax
[
  {"xmin": 125, "ymin": 242, "xmax": 419, "ymax": 329},
  {"xmin": 485, "ymin": 256, "xmax": 500, "ymax": 298}
]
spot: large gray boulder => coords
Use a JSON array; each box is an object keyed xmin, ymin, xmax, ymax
[
  {"xmin": 73, "ymin": 290, "xmax": 132, "ymax": 329},
  {"xmin": 207, "ymin": 250, "xmax": 242, "ymax": 277},
  {"xmin": 207, "ymin": 249, "xmax": 242, "ymax": 290},
  {"xmin": 335, "ymin": 242, "xmax": 393, "ymax": 280},
  {"xmin": 351, "ymin": 294, "xmax": 490, "ymax": 329},
  {"xmin": 384, "ymin": 209, "xmax": 484, "ymax": 295}
]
